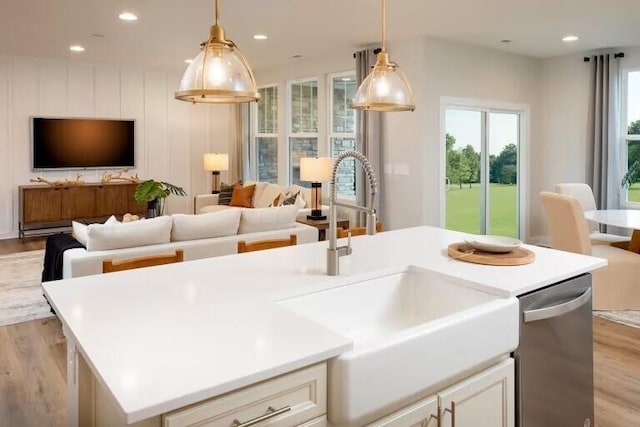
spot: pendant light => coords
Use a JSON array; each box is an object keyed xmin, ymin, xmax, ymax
[
  {"xmin": 350, "ymin": 0, "xmax": 415, "ymax": 112},
  {"xmin": 175, "ymin": 0, "xmax": 260, "ymax": 104}
]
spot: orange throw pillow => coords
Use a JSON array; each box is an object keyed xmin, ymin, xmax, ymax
[{"xmin": 229, "ymin": 184, "xmax": 256, "ymax": 208}]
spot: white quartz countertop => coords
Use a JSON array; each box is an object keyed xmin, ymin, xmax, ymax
[{"xmin": 42, "ymin": 226, "xmax": 606, "ymax": 423}]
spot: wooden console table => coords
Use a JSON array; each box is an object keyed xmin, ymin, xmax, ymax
[
  {"xmin": 296, "ymin": 217, "xmax": 349, "ymax": 241},
  {"xmin": 18, "ymin": 182, "xmax": 146, "ymax": 238}
]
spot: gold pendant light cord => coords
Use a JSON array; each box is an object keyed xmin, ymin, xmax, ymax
[
  {"xmin": 381, "ymin": 0, "xmax": 386, "ymax": 52},
  {"xmin": 215, "ymin": 0, "xmax": 220, "ymax": 25}
]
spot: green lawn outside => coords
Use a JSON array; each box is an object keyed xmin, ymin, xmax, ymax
[
  {"xmin": 629, "ymin": 183, "xmax": 640, "ymax": 203},
  {"xmin": 446, "ymin": 183, "xmax": 518, "ymax": 238}
]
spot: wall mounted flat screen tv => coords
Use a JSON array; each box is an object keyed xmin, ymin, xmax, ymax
[{"xmin": 31, "ymin": 117, "xmax": 135, "ymax": 170}]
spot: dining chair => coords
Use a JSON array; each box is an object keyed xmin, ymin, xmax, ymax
[
  {"xmin": 554, "ymin": 183, "xmax": 629, "ymax": 244},
  {"xmin": 337, "ymin": 222, "xmax": 384, "ymax": 238},
  {"xmin": 540, "ymin": 191, "xmax": 640, "ymax": 310},
  {"xmin": 102, "ymin": 249, "xmax": 184, "ymax": 273},
  {"xmin": 237, "ymin": 234, "xmax": 297, "ymax": 253}
]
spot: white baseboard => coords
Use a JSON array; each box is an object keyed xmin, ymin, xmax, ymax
[{"xmin": 0, "ymin": 231, "xmax": 19, "ymax": 240}]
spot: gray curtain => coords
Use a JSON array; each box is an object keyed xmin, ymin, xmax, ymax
[
  {"xmin": 355, "ymin": 49, "xmax": 383, "ymax": 226},
  {"xmin": 587, "ymin": 53, "xmax": 621, "ymax": 210},
  {"xmin": 229, "ymin": 104, "xmax": 251, "ymax": 183}
]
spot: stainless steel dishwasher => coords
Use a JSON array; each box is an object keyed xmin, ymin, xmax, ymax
[{"xmin": 514, "ymin": 274, "xmax": 593, "ymax": 427}]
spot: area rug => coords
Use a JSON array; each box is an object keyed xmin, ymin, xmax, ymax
[
  {"xmin": 0, "ymin": 250, "xmax": 53, "ymax": 327},
  {"xmin": 594, "ymin": 310, "xmax": 640, "ymax": 329}
]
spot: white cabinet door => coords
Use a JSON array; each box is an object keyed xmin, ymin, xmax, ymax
[
  {"xmin": 438, "ymin": 359, "xmax": 514, "ymax": 427},
  {"xmin": 367, "ymin": 395, "xmax": 439, "ymax": 427}
]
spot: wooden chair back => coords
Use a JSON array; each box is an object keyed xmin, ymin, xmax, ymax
[
  {"xmin": 237, "ymin": 234, "xmax": 297, "ymax": 253},
  {"xmin": 102, "ymin": 249, "xmax": 184, "ymax": 273},
  {"xmin": 337, "ymin": 222, "xmax": 384, "ymax": 239}
]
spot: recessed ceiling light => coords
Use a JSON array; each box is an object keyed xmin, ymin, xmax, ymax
[
  {"xmin": 562, "ymin": 35, "xmax": 579, "ymax": 42},
  {"xmin": 184, "ymin": 59, "xmax": 193, "ymax": 64},
  {"xmin": 501, "ymin": 39, "xmax": 512, "ymax": 44},
  {"xmin": 119, "ymin": 12, "xmax": 138, "ymax": 21},
  {"xmin": 69, "ymin": 45, "xmax": 85, "ymax": 52},
  {"xmin": 291, "ymin": 54, "xmax": 302, "ymax": 59},
  {"xmin": 253, "ymin": 34, "xmax": 268, "ymax": 40}
]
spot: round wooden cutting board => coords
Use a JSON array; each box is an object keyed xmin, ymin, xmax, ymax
[{"xmin": 447, "ymin": 242, "xmax": 535, "ymax": 266}]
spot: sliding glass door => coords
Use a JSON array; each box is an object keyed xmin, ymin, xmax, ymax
[{"xmin": 444, "ymin": 106, "xmax": 522, "ymax": 238}]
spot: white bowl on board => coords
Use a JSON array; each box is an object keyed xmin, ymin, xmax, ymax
[{"xmin": 464, "ymin": 235, "xmax": 522, "ymax": 253}]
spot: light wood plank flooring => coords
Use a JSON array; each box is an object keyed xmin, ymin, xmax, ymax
[{"xmin": 0, "ymin": 237, "xmax": 638, "ymax": 426}]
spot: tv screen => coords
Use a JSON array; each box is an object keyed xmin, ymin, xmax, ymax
[{"xmin": 32, "ymin": 117, "xmax": 135, "ymax": 170}]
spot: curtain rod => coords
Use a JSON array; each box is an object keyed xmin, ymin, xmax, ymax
[
  {"xmin": 584, "ymin": 52, "xmax": 625, "ymax": 62},
  {"xmin": 353, "ymin": 48, "xmax": 382, "ymax": 58}
]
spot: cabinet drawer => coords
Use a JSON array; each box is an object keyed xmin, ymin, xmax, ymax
[
  {"xmin": 163, "ymin": 363, "xmax": 326, "ymax": 427},
  {"xmin": 367, "ymin": 395, "xmax": 438, "ymax": 427}
]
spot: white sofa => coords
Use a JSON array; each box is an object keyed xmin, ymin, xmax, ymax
[
  {"xmin": 63, "ymin": 208, "xmax": 318, "ymax": 279},
  {"xmin": 194, "ymin": 181, "xmax": 328, "ymax": 218}
]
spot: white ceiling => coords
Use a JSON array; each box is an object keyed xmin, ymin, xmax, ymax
[{"xmin": 1, "ymin": 0, "xmax": 639, "ymax": 71}]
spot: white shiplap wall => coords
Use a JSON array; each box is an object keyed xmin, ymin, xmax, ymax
[{"xmin": 0, "ymin": 56, "xmax": 231, "ymax": 239}]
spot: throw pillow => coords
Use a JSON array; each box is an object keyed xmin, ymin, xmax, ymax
[
  {"xmin": 281, "ymin": 191, "xmax": 300, "ymax": 206},
  {"xmin": 86, "ymin": 216, "xmax": 172, "ymax": 251},
  {"xmin": 238, "ymin": 205, "xmax": 298, "ymax": 234},
  {"xmin": 171, "ymin": 210, "xmax": 241, "ymax": 241},
  {"xmin": 294, "ymin": 193, "xmax": 306, "ymax": 209},
  {"xmin": 288, "ymin": 184, "xmax": 311, "ymax": 208},
  {"xmin": 268, "ymin": 194, "xmax": 281, "ymax": 207},
  {"xmin": 73, "ymin": 215, "xmax": 118, "ymax": 246},
  {"xmin": 229, "ymin": 184, "xmax": 256, "ymax": 208},
  {"xmin": 255, "ymin": 183, "xmax": 286, "ymax": 208},
  {"xmin": 72, "ymin": 221, "xmax": 88, "ymax": 246},
  {"xmin": 218, "ymin": 182, "xmax": 237, "ymax": 206}
]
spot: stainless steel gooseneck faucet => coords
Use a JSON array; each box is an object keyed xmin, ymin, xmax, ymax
[{"xmin": 327, "ymin": 150, "xmax": 378, "ymax": 276}]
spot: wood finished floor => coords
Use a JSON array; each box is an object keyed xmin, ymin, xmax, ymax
[{"xmin": 0, "ymin": 237, "xmax": 638, "ymax": 426}]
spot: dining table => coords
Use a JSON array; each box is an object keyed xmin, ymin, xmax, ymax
[{"xmin": 584, "ymin": 209, "xmax": 640, "ymax": 252}]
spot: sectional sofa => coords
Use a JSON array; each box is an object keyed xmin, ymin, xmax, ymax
[{"xmin": 63, "ymin": 205, "xmax": 318, "ymax": 279}]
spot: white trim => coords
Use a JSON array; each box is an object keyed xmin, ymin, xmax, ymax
[
  {"xmin": 327, "ymin": 71, "xmax": 357, "ymax": 199},
  {"xmin": 620, "ymin": 68, "xmax": 640, "ymax": 208},
  {"xmin": 439, "ymin": 96, "xmax": 530, "ymax": 240},
  {"xmin": 252, "ymin": 84, "xmax": 279, "ymax": 183},
  {"xmin": 287, "ymin": 77, "xmax": 320, "ymax": 185}
]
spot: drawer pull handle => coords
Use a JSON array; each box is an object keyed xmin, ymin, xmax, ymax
[
  {"xmin": 231, "ymin": 405, "xmax": 291, "ymax": 427},
  {"xmin": 443, "ymin": 401, "xmax": 456, "ymax": 427}
]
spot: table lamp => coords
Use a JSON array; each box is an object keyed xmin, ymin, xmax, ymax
[
  {"xmin": 300, "ymin": 157, "xmax": 334, "ymax": 220},
  {"xmin": 203, "ymin": 153, "xmax": 229, "ymax": 194}
]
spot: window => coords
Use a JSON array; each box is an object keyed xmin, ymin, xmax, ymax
[
  {"xmin": 330, "ymin": 73, "xmax": 357, "ymax": 198},
  {"xmin": 289, "ymin": 79, "xmax": 318, "ymax": 186},
  {"xmin": 256, "ymin": 86, "xmax": 278, "ymax": 183},
  {"xmin": 622, "ymin": 70, "xmax": 640, "ymax": 205}
]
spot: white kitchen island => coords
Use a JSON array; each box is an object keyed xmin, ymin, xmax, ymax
[{"xmin": 42, "ymin": 226, "xmax": 606, "ymax": 427}]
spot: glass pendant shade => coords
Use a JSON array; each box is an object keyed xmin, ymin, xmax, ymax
[
  {"xmin": 350, "ymin": 0, "xmax": 415, "ymax": 112},
  {"xmin": 175, "ymin": 0, "xmax": 259, "ymax": 104},
  {"xmin": 350, "ymin": 52, "xmax": 415, "ymax": 112}
]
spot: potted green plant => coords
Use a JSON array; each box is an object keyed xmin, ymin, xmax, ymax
[{"xmin": 134, "ymin": 180, "xmax": 187, "ymax": 218}]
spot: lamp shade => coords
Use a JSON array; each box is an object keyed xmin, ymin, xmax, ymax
[
  {"xmin": 300, "ymin": 157, "xmax": 333, "ymax": 182},
  {"xmin": 350, "ymin": 52, "xmax": 415, "ymax": 112},
  {"xmin": 203, "ymin": 153, "xmax": 229, "ymax": 171},
  {"xmin": 174, "ymin": 0, "xmax": 259, "ymax": 104}
]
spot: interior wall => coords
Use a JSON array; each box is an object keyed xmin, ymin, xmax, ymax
[
  {"xmin": 255, "ymin": 38, "xmax": 542, "ymax": 238},
  {"xmin": 382, "ymin": 36, "xmax": 542, "ymax": 236},
  {"xmin": 531, "ymin": 46, "xmax": 640, "ymax": 241},
  {"xmin": 0, "ymin": 55, "xmax": 230, "ymax": 239},
  {"xmin": 531, "ymin": 54, "xmax": 591, "ymax": 240}
]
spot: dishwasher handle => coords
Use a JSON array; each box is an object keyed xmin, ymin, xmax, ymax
[{"xmin": 523, "ymin": 288, "xmax": 591, "ymax": 323}]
